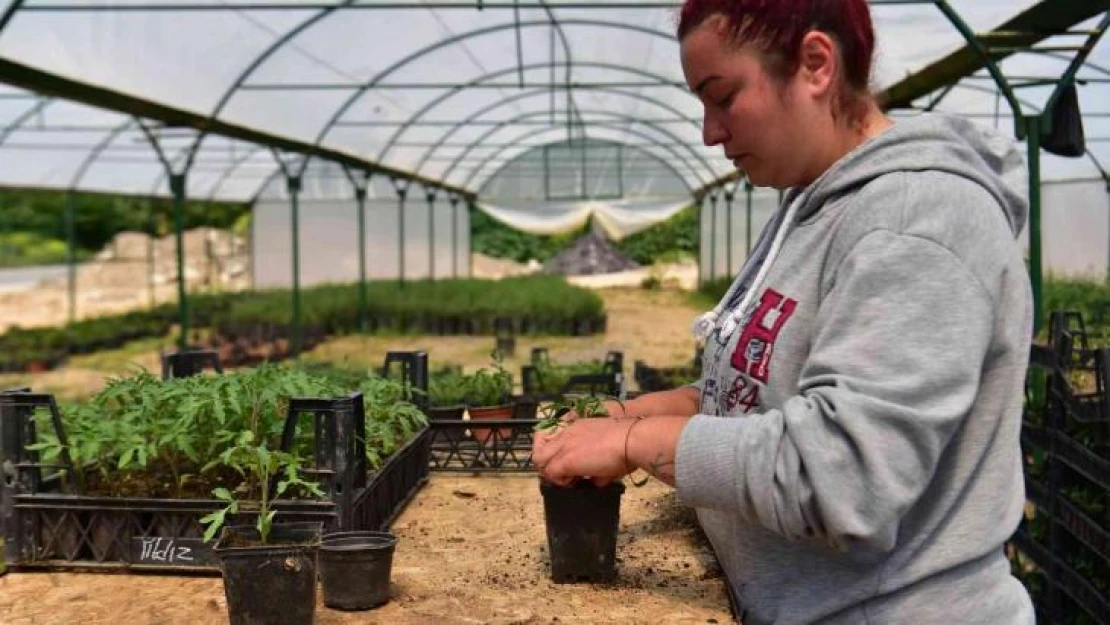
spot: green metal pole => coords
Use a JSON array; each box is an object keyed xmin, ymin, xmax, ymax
[
  {"xmin": 709, "ymin": 193, "xmax": 718, "ymax": 282},
  {"xmin": 725, "ymin": 191, "xmax": 734, "ymax": 275},
  {"xmin": 450, "ymin": 196, "xmax": 459, "ymax": 278},
  {"xmin": 355, "ymin": 186, "xmax": 368, "ymax": 333},
  {"xmin": 288, "ymin": 176, "xmax": 303, "ymax": 357},
  {"xmin": 170, "ymin": 174, "xmax": 189, "ymax": 350},
  {"xmin": 397, "ymin": 185, "xmax": 407, "ymax": 289},
  {"xmin": 695, "ymin": 196, "xmax": 702, "ymax": 286},
  {"xmin": 146, "ymin": 202, "xmax": 155, "ymax": 309},
  {"xmin": 745, "ymin": 182, "xmax": 754, "ymax": 256},
  {"xmin": 65, "ymin": 191, "xmax": 77, "ymax": 326},
  {"xmin": 426, "ymin": 191, "xmax": 436, "ymax": 281},
  {"xmin": 1027, "ymin": 115, "xmax": 1044, "ymax": 335}
]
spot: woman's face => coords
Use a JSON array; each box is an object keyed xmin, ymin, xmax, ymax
[{"xmin": 681, "ymin": 22, "xmax": 817, "ymax": 189}]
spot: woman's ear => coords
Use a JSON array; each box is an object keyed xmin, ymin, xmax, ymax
[{"xmin": 797, "ymin": 31, "xmax": 838, "ymax": 98}]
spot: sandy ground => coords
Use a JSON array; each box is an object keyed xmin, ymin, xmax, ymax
[
  {"xmin": 0, "ymin": 475, "xmax": 735, "ymax": 625},
  {"xmin": 0, "ymin": 288, "xmax": 705, "ymax": 401}
]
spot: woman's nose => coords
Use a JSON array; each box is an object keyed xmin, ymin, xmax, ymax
[{"xmin": 702, "ymin": 111, "xmax": 728, "ymax": 146}]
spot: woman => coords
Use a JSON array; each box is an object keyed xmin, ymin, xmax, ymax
[{"xmin": 532, "ymin": 1, "xmax": 1035, "ymax": 623}]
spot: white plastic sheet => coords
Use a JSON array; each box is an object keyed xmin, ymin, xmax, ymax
[{"xmin": 476, "ymin": 197, "xmax": 690, "ymax": 240}]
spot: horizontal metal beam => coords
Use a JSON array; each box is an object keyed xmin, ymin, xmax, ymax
[
  {"xmin": 241, "ymin": 81, "xmax": 685, "ymax": 90},
  {"xmin": 0, "ymin": 56, "xmax": 475, "ymax": 199},
  {"xmin": 336, "ymin": 117, "xmax": 698, "ymax": 128},
  {"xmin": 19, "ymin": 2, "xmax": 686, "ymax": 11},
  {"xmin": 0, "ymin": 181, "xmax": 248, "ymax": 204},
  {"xmin": 0, "ymin": 123, "xmax": 146, "ymax": 132},
  {"xmin": 960, "ymin": 74, "xmax": 1110, "ymax": 84},
  {"xmin": 878, "ymin": 0, "xmax": 1110, "ymax": 109},
  {"xmin": 898, "ymin": 110, "xmax": 1110, "ymax": 119},
  {"xmin": 17, "ymin": 0, "xmax": 930, "ymax": 10},
  {"xmin": 389, "ymin": 140, "xmax": 703, "ymax": 149}
]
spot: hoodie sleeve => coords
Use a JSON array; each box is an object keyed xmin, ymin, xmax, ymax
[{"xmin": 675, "ymin": 228, "xmax": 995, "ymax": 553}]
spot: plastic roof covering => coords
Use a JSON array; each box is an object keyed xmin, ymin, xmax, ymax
[{"xmin": 0, "ymin": 0, "xmax": 1105, "ymax": 204}]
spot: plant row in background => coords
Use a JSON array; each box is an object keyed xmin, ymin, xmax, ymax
[{"xmin": 0, "ymin": 276, "xmax": 606, "ymax": 372}]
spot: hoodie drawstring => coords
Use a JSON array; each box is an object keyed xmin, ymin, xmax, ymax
[{"xmin": 692, "ymin": 196, "xmax": 803, "ymax": 344}]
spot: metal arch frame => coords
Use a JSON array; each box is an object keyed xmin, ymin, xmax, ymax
[
  {"xmin": 298, "ymin": 18, "xmax": 679, "ymax": 175},
  {"xmin": 460, "ymin": 122, "xmax": 708, "ymax": 190},
  {"xmin": 0, "ymin": 0, "xmax": 26, "ymax": 35},
  {"xmin": 188, "ymin": 1, "xmax": 587, "ymax": 193},
  {"xmin": 375, "ymin": 60, "xmax": 692, "ymax": 163},
  {"xmin": 533, "ymin": 1, "xmax": 583, "ymax": 144},
  {"xmin": 918, "ymin": 70, "xmax": 1110, "ymax": 182},
  {"xmin": 245, "ymin": 112, "xmax": 705, "ymax": 203},
  {"xmin": 181, "ymin": 0, "xmax": 350, "ymax": 187},
  {"xmin": 204, "ymin": 145, "xmax": 277, "ymax": 200},
  {"xmin": 0, "ymin": 96, "xmax": 55, "ymax": 146},
  {"xmin": 467, "ymin": 132, "xmax": 694, "ymax": 195},
  {"xmin": 457, "ymin": 116, "xmax": 707, "ymax": 189},
  {"xmin": 406, "ymin": 85, "xmax": 708, "ymax": 177},
  {"xmin": 440, "ymin": 108, "xmax": 711, "ymax": 187},
  {"xmin": 65, "ymin": 120, "xmax": 141, "ymax": 191}
]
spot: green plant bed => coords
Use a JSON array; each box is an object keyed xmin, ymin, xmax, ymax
[
  {"xmin": 1, "ymin": 364, "xmax": 431, "ymax": 571},
  {"xmin": 0, "ymin": 276, "xmax": 606, "ymax": 374}
]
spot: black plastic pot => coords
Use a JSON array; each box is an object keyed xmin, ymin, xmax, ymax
[
  {"xmin": 428, "ymin": 405, "xmax": 466, "ymax": 442},
  {"xmin": 213, "ymin": 522, "xmax": 322, "ymax": 625},
  {"xmin": 540, "ymin": 479, "xmax": 625, "ymax": 583},
  {"xmin": 318, "ymin": 531, "xmax": 398, "ymax": 611}
]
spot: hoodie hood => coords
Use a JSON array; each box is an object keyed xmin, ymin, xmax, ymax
[
  {"xmin": 692, "ymin": 112, "xmax": 1028, "ymax": 343},
  {"xmin": 791, "ymin": 112, "xmax": 1028, "ymax": 236}
]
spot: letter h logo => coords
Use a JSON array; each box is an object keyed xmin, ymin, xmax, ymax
[{"xmin": 731, "ymin": 289, "xmax": 797, "ymax": 383}]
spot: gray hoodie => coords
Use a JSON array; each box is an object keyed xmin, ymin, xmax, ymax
[{"xmin": 676, "ymin": 113, "xmax": 1035, "ymax": 625}]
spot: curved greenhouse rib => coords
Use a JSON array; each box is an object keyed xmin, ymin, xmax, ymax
[
  {"xmin": 442, "ymin": 110, "xmax": 710, "ymax": 188},
  {"xmin": 924, "ymin": 81, "xmax": 1109, "ymax": 182},
  {"xmin": 67, "ymin": 119, "xmax": 139, "ymax": 191},
  {"xmin": 0, "ymin": 0, "xmax": 26, "ymax": 36},
  {"xmin": 244, "ymin": 117, "xmax": 704, "ymax": 204},
  {"xmin": 465, "ymin": 129, "xmax": 695, "ymax": 195},
  {"xmin": 0, "ymin": 94, "xmax": 54, "ymax": 146},
  {"xmin": 204, "ymin": 145, "xmax": 274, "ymax": 200},
  {"xmin": 302, "ymin": 18, "xmax": 680, "ymax": 178},
  {"xmin": 405, "ymin": 86, "xmax": 708, "ymax": 177},
  {"xmin": 182, "ymin": 0, "xmax": 352, "ymax": 176},
  {"xmin": 376, "ymin": 60, "xmax": 696, "ymax": 163}
]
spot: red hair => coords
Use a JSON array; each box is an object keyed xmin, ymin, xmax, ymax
[{"xmin": 678, "ymin": 0, "xmax": 875, "ymax": 120}]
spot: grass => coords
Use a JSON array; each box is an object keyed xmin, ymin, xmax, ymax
[{"xmin": 67, "ymin": 334, "xmax": 172, "ymax": 373}]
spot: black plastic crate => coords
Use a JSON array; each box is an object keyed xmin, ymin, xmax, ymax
[
  {"xmin": 1010, "ymin": 311, "xmax": 1109, "ymax": 625},
  {"xmin": 0, "ymin": 391, "xmax": 429, "ymax": 573},
  {"xmin": 633, "ymin": 360, "xmax": 701, "ymax": 392}
]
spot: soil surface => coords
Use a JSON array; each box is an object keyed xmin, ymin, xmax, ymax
[{"xmin": 1, "ymin": 475, "xmax": 736, "ymax": 624}]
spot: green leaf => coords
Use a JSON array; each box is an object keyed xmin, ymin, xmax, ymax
[{"xmin": 199, "ymin": 508, "xmax": 227, "ymax": 543}]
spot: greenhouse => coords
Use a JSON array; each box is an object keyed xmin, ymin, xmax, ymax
[{"xmin": 0, "ymin": 1, "xmax": 1107, "ymax": 624}]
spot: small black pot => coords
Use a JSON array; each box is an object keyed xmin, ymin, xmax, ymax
[
  {"xmin": 318, "ymin": 531, "xmax": 398, "ymax": 611},
  {"xmin": 428, "ymin": 405, "xmax": 467, "ymax": 442},
  {"xmin": 213, "ymin": 522, "xmax": 322, "ymax": 625},
  {"xmin": 540, "ymin": 479, "xmax": 625, "ymax": 583}
]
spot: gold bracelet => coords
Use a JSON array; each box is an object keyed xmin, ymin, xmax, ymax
[{"xmin": 623, "ymin": 416, "xmax": 650, "ymax": 488}]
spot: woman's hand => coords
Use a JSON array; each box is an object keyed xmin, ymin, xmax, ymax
[{"xmin": 532, "ymin": 417, "xmax": 633, "ymax": 487}]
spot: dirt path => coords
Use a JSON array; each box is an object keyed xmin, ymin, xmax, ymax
[{"xmin": 1, "ymin": 475, "xmax": 735, "ymax": 624}]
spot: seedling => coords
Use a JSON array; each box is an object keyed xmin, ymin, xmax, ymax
[{"xmin": 535, "ymin": 394, "xmax": 621, "ymax": 432}]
